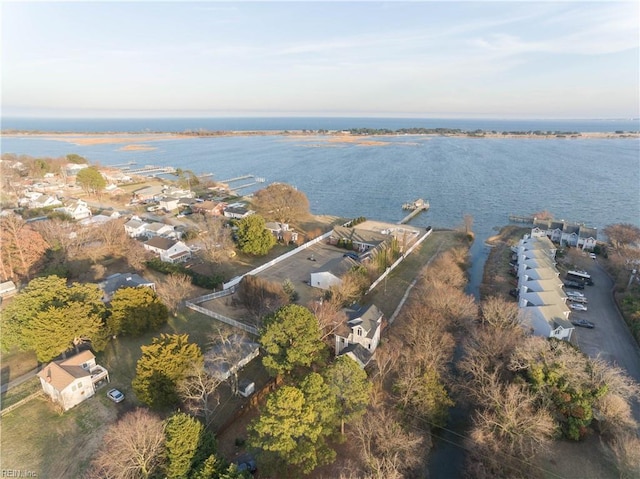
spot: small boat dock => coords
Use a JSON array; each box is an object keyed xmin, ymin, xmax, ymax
[{"xmin": 399, "ymin": 198, "xmax": 429, "ymax": 224}]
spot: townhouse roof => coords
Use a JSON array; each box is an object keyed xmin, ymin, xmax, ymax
[{"xmin": 578, "ymin": 226, "xmax": 598, "ymax": 239}]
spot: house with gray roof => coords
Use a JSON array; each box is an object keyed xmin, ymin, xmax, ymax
[
  {"xmin": 329, "ymin": 226, "xmax": 389, "ymax": 253},
  {"xmin": 531, "ymin": 220, "xmax": 598, "ymax": 251},
  {"xmin": 99, "ymin": 272, "xmax": 155, "ymax": 302},
  {"xmin": 310, "ymin": 256, "xmax": 358, "ymax": 290},
  {"xmin": 143, "ymin": 237, "xmax": 191, "ymax": 263},
  {"xmin": 335, "ymin": 304, "xmax": 384, "ymax": 368}
]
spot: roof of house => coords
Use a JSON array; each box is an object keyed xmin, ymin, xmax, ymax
[
  {"xmin": 315, "ymin": 256, "xmax": 359, "ymax": 277},
  {"xmin": 125, "ymin": 218, "xmax": 145, "ymax": 229},
  {"xmin": 332, "ymin": 226, "xmax": 389, "ymax": 246},
  {"xmin": 346, "ymin": 304, "xmax": 383, "ymax": 338},
  {"xmin": 205, "ymin": 335, "xmax": 260, "ymax": 380},
  {"xmin": 578, "ymin": 226, "xmax": 598, "ymax": 239},
  {"xmin": 144, "ymin": 222, "xmax": 173, "ymax": 233},
  {"xmin": 37, "ymin": 351, "xmax": 95, "ymax": 391},
  {"xmin": 563, "ymin": 224, "xmax": 580, "ymax": 235},
  {"xmin": 100, "ymin": 273, "xmax": 154, "ymax": 295},
  {"xmin": 144, "ymin": 236, "xmax": 176, "ymax": 251},
  {"xmin": 0, "ymin": 280, "xmax": 17, "ymax": 294},
  {"xmin": 340, "ymin": 343, "xmax": 374, "ymax": 368}
]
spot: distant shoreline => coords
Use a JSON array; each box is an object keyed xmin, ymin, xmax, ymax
[{"xmin": 1, "ymin": 129, "xmax": 638, "ymax": 147}]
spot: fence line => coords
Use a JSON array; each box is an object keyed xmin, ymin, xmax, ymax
[
  {"xmin": 1, "ymin": 390, "xmax": 43, "ymax": 416},
  {"xmin": 366, "ymin": 228, "xmax": 433, "ymax": 294},
  {"xmin": 190, "ymin": 286, "xmax": 236, "ymax": 305},
  {"xmin": 185, "ymin": 301, "xmax": 259, "ymax": 335}
]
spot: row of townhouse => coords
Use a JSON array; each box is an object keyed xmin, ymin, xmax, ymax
[
  {"xmin": 531, "ymin": 219, "xmax": 598, "ymax": 250},
  {"xmin": 515, "ymin": 234, "xmax": 575, "ymax": 341}
]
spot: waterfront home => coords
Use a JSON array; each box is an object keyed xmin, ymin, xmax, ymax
[
  {"xmin": 133, "ymin": 185, "xmax": 165, "ymax": 202},
  {"xmin": 329, "ymin": 225, "xmax": 389, "ymax": 253},
  {"xmin": 99, "ymin": 272, "xmax": 155, "ymax": 302},
  {"xmin": 310, "ymin": 256, "xmax": 358, "ymax": 290},
  {"xmin": 224, "ymin": 203, "xmax": 254, "ymax": 219},
  {"xmin": 265, "ymin": 222, "xmax": 299, "ymax": 243},
  {"xmin": 37, "ymin": 350, "xmax": 110, "ymax": 411},
  {"xmin": 516, "ymin": 235, "xmax": 574, "ymax": 341},
  {"xmin": 192, "ymin": 200, "xmax": 227, "ymax": 216},
  {"xmin": 143, "ymin": 237, "xmax": 191, "ymax": 263},
  {"xmin": 531, "ymin": 219, "xmax": 598, "ymax": 251},
  {"xmin": 335, "ymin": 304, "xmax": 383, "ymax": 368}
]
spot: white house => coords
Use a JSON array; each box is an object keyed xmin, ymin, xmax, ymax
[
  {"xmin": 56, "ymin": 199, "xmax": 92, "ymax": 220},
  {"xmin": 143, "ymin": 222, "xmax": 177, "ymax": 239},
  {"xmin": 223, "ymin": 203, "xmax": 254, "ymax": 219},
  {"xmin": 335, "ymin": 304, "xmax": 383, "ymax": 368},
  {"xmin": 0, "ymin": 280, "xmax": 17, "ymax": 298},
  {"xmin": 143, "ymin": 237, "xmax": 191, "ymax": 263},
  {"xmin": 124, "ymin": 216, "xmax": 147, "ymax": 238},
  {"xmin": 265, "ymin": 222, "xmax": 299, "ymax": 243},
  {"xmin": 37, "ymin": 350, "xmax": 110, "ymax": 411},
  {"xmin": 531, "ymin": 220, "xmax": 598, "ymax": 251},
  {"xmin": 30, "ymin": 195, "xmax": 62, "ymax": 209},
  {"xmin": 310, "ymin": 256, "xmax": 358, "ymax": 290}
]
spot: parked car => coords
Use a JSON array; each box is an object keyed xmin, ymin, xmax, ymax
[
  {"xmin": 564, "ymin": 281, "xmax": 585, "ymax": 290},
  {"xmin": 235, "ymin": 455, "xmax": 257, "ymax": 474},
  {"xmin": 589, "ymin": 253, "xmax": 597, "ymax": 259},
  {"xmin": 569, "ymin": 303, "xmax": 588, "ymax": 311},
  {"xmin": 107, "ymin": 388, "xmax": 125, "ymax": 403},
  {"xmin": 343, "ymin": 251, "xmax": 360, "ymax": 261},
  {"xmin": 571, "ymin": 319, "xmax": 595, "ymax": 329},
  {"xmin": 565, "ymin": 290, "xmax": 585, "ymax": 298},
  {"xmin": 569, "ymin": 296, "xmax": 588, "ymax": 304}
]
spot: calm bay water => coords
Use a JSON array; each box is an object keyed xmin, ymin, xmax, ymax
[{"xmin": 2, "ymin": 118, "xmax": 639, "ymax": 297}]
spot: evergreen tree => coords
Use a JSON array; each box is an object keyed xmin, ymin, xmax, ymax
[
  {"xmin": 75, "ymin": 166, "xmax": 106, "ymax": 194},
  {"xmin": 235, "ymin": 214, "xmax": 275, "ymax": 256},
  {"xmin": 132, "ymin": 334, "xmax": 203, "ymax": 409},
  {"xmin": 324, "ymin": 356, "xmax": 372, "ymax": 434},
  {"xmin": 164, "ymin": 412, "xmax": 214, "ymax": 479},
  {"xmin": 259, "ymin": 304, "xmax": 324, "ymax": 377},
  {"xmin": 108, "ymin": 287, "xmax": 168, "ymax": 336}
]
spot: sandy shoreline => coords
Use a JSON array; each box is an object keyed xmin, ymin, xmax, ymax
[{"xmin": 2, "ymin": 130, "xmax": 638, "ymax": 147}]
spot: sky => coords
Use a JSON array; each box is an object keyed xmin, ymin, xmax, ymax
[{"xmin": 2, "ymin": 1, "xmax": 639, "ymax": 119}]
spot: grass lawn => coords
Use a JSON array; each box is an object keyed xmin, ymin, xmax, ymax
[
  {"xmin": 366, "ymin": 229, "xmax": 469, "ymax": 319},
  {"xmin": 0, "ymin": 307, "xmax": 234, "ymax": 479}
]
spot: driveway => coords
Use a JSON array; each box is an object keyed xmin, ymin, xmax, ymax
[{"xmin": 568, "ymin": 254, "xmax": 640, "ymax": 423}]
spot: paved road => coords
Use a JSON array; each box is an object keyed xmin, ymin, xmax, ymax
[{"xmin": 569, "ymin": 256, "xmax": 640, "ymax": 423}]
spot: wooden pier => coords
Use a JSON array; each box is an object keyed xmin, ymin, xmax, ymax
[
  {"xmin": 120, "ymin": 165, "xmax": 176, "ymax": 177},
  {"xmin": 509, "ymin": 214, "xmax": 535, "ymax": 224},
  {"xmin": 399, "ymin": 199, "xmax": 429, "ymax": 224}
]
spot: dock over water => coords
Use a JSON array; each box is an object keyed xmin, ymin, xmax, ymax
[{"xmin": 399, "ymin": 199, "xmax": 429, "ymax": 224}]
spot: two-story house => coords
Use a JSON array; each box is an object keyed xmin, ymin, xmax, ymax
[{"xmin": 334, "ymin": 304, "xmax": 383, "ymax": 368}]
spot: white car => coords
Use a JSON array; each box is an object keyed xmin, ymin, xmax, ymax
[
  {"xmin": 590, "ymin": 253, "xmax": 597, "ymax": 260},
  {"xmin": 107, "ymin": 388, "xmax": 125, "ymax": 403},
  {"xmin": 565, "ymin": 291, "xmax": 585, "ymax": 298},
  {"xmin": 569, "ymin": 303, "xmax": 588, "ymax": 312}
]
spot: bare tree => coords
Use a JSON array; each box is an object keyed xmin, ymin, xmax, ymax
[
  {"xmin": 480, "ymin": 296, "xmax": 521, "ymax": 330},
  {"xmin": 607, "ymin": 431, "xmax": 640, "ymax": 479},
  {"xmin": 603, "ymin": 223, "xmax": 640, "ymax": 250},
  {"xmin": 156, "ymin": 273, "xmax": 194, "ymax": 316},
  {"xmin": 177, "ymin": 362, "xmax": 224, "ymax": 428},
  {"xmin": 308, "ymin": 297, "xmax": 348, "ymax": 343},
  {"xmin": 86, "ymin": 408, "xmax": 165, "ymax": 479},
  {"xmin": 197, "ymin": 215, "xmax": 233, "ymax": 264},
  {"xmin": 252, "ymin": 182, "xmax": 310, "ymax": 223}
]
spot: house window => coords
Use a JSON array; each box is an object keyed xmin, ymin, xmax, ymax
[
  {"xmin": 78, "ymin": 382, "xmax": 82, "ymax": 388},
  {"xmin": 72, "ymin": 384, "xmax": 77, "ymax": 392},
  {"xmin": 357, "ymin": 328, "xmax": 362, "ymax": 337},
  {"xmin": 341, "ymin": 338, "xmax": 345, "ymax": 344},
  {"xmin": 82, "ymin": 362, "xmax": 88, "ymax": 370}
]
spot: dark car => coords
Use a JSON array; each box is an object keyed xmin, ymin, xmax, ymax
[
  {"xmin": 564, "ymin": 281, "xmax": 585, "ymax": 290},
  {"xmin": 343, "ymin": 252, "xmax": 359, "ymax": 261},
  {"xmin": 571, "ymin": 319, "xmax": 595, "ymax": 329},
  {"xmin": 235, "ymin": 456, "xmax": 257, "ymax": 474}
]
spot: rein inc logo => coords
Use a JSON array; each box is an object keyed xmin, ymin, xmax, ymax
[{"xmin": 1, "ymin": 471, "xmax": 37, "ymax": 478}]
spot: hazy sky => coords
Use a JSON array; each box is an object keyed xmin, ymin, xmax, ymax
[{"xmin": 2, "ymin": 1, "xmax": 639, "ymax": 118}]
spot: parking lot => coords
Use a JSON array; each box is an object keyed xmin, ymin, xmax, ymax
[
  {"xmin": 256, "ymin": 241, "xmax": 351, "ymax": 305},
  {"xmin": 568, "ymin": 255, "xmax": 640, "ymax": 421}
]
